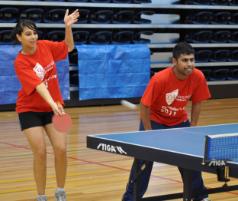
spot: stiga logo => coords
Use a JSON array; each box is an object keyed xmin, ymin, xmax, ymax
[
  {"xmin": 208, "ymin": 160, "xmax": 226, "ymax": 167},
  {"xmin": 97, "ymin": 143, "xmax": 127, "ymax": 155}
]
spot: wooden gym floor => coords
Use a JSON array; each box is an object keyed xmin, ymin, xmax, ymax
[{"xmin": 1, "ymin": 98, "xmax": 238, "ymax": 201}]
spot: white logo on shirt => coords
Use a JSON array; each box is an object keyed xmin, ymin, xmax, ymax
[
  {"xmin": 33, "ymin": 63, "xmax": 45, "ymax": 81},
  {"xmin": 165, "ymin": 89, "xmax": 178, "ymax": 105}
]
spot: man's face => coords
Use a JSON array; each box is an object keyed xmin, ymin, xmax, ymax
[{"xmin": 172, "ymin": 54, "xmax": 195, "ymax": 78}]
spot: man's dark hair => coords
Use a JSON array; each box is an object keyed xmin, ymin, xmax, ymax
[{"xmin": 172, "ymin": 42, "xmax": 195, "ymax": 59}]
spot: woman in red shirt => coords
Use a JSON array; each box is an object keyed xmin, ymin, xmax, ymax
[{"xmin": 13, "ymin": 9, "xmax": 79, "ymax": 201}]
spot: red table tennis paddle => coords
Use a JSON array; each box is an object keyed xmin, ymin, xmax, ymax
[{"xmin": 52, "ymin": 113, "xmax": 72, "ymax": 133}]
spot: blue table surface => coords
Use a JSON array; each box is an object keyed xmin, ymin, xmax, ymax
[{"xmin": 90, "ymin": 123, "xmax": 238, "ymax": 157}]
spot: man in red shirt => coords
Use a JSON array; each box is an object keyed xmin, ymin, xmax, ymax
[{"xmin": 122, "ymin": 42, "xmax": 211, "ymax": 201}]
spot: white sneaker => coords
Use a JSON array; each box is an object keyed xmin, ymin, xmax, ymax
[
  {"xmin": 36, "ymin": 195, "xmax": 47, "ymax": 201},
  {"xmin": 55, "ymin": 190, "xmax": 66, "ymax": 201}
]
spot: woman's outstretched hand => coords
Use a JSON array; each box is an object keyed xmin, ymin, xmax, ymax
[{"xmin": 64, "ymin": 9, "xmax": 80, "ymax": 27}]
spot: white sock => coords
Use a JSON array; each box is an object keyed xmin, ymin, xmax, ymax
[{"xmin": 56, "ymin": 188, "xmax": 65, "ymax": 192}]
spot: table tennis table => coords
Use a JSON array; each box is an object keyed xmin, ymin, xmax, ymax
[{"xmin": 87, "ymin": 123, "xmax": 238, "ymax": 201}]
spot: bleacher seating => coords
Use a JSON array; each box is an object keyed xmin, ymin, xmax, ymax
[
  {"xmin": 185, "ymin": 30, "xmax": 213, "ymax": 43},
  {"xmin": 90, "ymin": 10, "xmax": 114, "ymax": 23},
  {"xmin": 73, "ymin": 30, "xmax": 90, "ymax": 44},
  {"xmin": 44, "ymin": 8, "xmax": 65, "ymax": 23},
  {"xmin": 89, "ymin": 30, "xmax": 113, "ymax": 44},
  {"xmin": 0, "ymin": 30, "xmax": 13, "ymax": 44},
  {"xmin": 112, "ymin": 30, "xmax": 134, "ymax": 43},
  {"xmin": 20, "ymin": 8, "xmax": 44, "ymax": 23},
  {"xmin": 210, "ymin": 68, "xmax": 229, "ymax": 81},
  {"xmin": 211, "ymin": 49, "xmax": 230, "ymax": 62},
  {"xmin": 195, "ymin": 50, "xmax": 213, "ymax": 62},
  {"xmin": 0, "ymin": 7, "xmax": 19, "ymax": 23},
  {"xmin": 113, "ymin": 10, "xmax": 135, "ymax": 24},
  {"xmin": 47, "ymin": 30, "xmax": 65, "ymax": 41}
]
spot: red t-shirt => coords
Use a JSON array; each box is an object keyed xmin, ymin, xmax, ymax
[
  {"xmin": 14, "ymin": 40, "xmax": 68, "ymax": 113},
  {"xmin": 141, "ymin": 67, "xmax": 211, "ymax": 126}
]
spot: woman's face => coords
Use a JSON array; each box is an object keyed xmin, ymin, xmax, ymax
[{"xmin": 16, "ymin": 27, "xmax": 38, "ymax": 49}]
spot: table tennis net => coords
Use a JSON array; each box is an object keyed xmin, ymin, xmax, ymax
[{"xmin": 204, "ymin": 133, "xmax": 238, "ymax": 162}]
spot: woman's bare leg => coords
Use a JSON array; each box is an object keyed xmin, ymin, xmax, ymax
[
  {"xmin": 44, "ymin": 124, "xmax": 67, "ymax": 188},
  {"xmin": 24, "ymin": 126, "xmax": 47, "ymax": 195}
]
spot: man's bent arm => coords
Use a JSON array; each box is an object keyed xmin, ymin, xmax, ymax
[
  {"xmin": 140, "ymin": 103, "xmax": 152, "ymax": 130},
  {"xmin": 190, "ymin": 102, "xmax": 202, "ymax": 126}
]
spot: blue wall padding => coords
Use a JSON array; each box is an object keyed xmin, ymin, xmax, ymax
[
  {"xmin": 0, "ymin": 45, "xmax": 69, "ymax": 105},
  {"xmin": 0, "ymin": 45, "xmax": 21, "ymax": 104},
  {"xmin": 76, "ymin": 44, "xmax": 150, "ymax": 100}
]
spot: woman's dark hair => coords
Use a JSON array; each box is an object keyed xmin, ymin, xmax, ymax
[
  {"xmin": 12, "ymin": 19, "xmax": 37, "ymax": 42},
  {"xmin": 172, "ymin": 42, "xmax": 195, "ymax": 59}
]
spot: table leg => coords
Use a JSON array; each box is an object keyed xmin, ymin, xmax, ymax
[
  {"xmin": 182, "ymin": 169, "xmax": 193, "ymax": 201},
  {"xmin": 133, "ymin": 158, "xmax": 140, "ymax": 201}
]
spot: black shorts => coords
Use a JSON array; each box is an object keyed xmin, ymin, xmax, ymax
[{"xmin": 18, "ymin": 111, "xmax": 54, "ymax": 131}]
